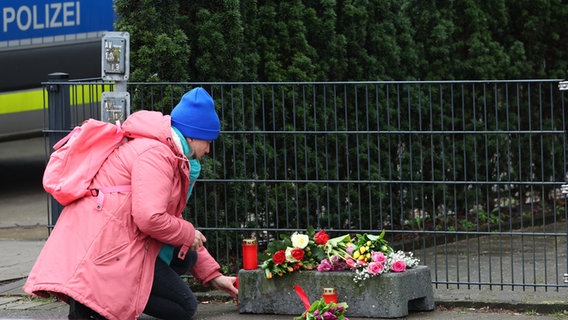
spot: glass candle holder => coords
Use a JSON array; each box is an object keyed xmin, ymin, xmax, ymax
[
  {"xmin": 322, "ymin": 287, "xmax": 338, "ymax": 304},
  {"xmin": 242, "ymin": 238, "xmax": 258, "ymax": 270}
]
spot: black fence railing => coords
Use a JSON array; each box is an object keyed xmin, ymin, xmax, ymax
[{"xmin": 44, "ymin": 79, "xmax": 568, "ymax": 290}]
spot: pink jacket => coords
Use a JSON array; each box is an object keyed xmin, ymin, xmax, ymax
[{"xmin": 24, "ymin": 110, "xmax": 221, "ymax": 320}]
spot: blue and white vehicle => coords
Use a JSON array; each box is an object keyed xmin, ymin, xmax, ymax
[{"xmin": 0, "ymin": 0, "xmax": 115, "ymax": 141}]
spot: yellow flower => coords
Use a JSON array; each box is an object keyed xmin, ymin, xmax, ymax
[{"xmin": 291, "ymin": 232, "xmax": 310, "ymax": 249}]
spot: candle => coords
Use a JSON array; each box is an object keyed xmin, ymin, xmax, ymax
[
  {"xmin": 322, "ymin": 287, "xmax": 338, "ymax": 304},
  {"xmin": 242, "ymin": 238, "xmax": 258, "ymax": 270},
  {"xmin": 235, "ymin": 276, "xmax": 239, "ymax": 305}
]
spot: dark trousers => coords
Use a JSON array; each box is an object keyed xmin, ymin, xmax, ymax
[{"xmin": 143, "ymin": 249, "xmax": 198, "ymax": 320}]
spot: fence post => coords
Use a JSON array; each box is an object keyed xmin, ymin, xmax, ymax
[{"xmin": 46, "ymin": 72, "xmax": 70, "ymax": 229}]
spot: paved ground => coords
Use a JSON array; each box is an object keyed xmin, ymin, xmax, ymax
[
  {"xmin": 1, "ymin": 276, "xmax": 567, "ymax": 319},
  {"xmin": 1, "ymin": 137, "xmax": 568, "ymax": 319}
]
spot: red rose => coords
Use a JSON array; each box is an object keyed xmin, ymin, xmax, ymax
[
  {"xmin": 314, "ymin": 230, "xmax": 329, "ymax": 245},
  {"xmin": 273, "ymin": 250, "xmax": 286, "ymax": 265},
  {"xmin": 291, "ymin": 247, "xmax": 305, "ymax": 261}
]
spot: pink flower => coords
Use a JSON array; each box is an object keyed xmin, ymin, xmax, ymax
[
  {"xmin": 317, "ymin": 258, "xmax": 332, "ymax": 271},
  {"xmin": 322, "ymin": 311, "xmax": 337, "ymax": 320},
  {"xmin": 367, "ymin": 262, "xmax": 384, "ymax": 275},
  {"xmin": 329, "ymin": 255, "xmax": 340, "ymax": 265},
  {"xmin": 371, "ymin": 251, "xmax": 386, "ymax": 263},
  {"xmin": 391, "ymin": 260, "xmax": 407, "ymax": 272},
  {"xmin": 345, "ymin": 258, "xmax": 356, "ymax": 269}
]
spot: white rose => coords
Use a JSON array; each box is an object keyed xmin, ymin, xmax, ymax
[{"xmin": 290, "ymin": 232, "xmax": 309, "ymax": 249}]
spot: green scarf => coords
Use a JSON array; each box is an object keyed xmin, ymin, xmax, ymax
[{"xmin": 158, "ymin": 127, "xmax": 202, "ymax": 265}]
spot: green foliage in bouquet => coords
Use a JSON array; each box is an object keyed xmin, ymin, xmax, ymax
[{"xmin": 294, "ymin": 298, "xmax": 349, "ymax": 320}]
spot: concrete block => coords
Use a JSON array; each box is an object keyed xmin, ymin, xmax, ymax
[{"xmin": 238, "ymin": 265, "xmax": 434, "ymax": 318}]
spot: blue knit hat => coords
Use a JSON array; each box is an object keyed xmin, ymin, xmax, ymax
[{"xmin": 171, "ymin": 87, "xmax": 220, "ymax": 140}]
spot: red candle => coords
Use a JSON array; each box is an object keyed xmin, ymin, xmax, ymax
[
  {"xmin": 242, "ymin": 238, "xmax": 258, "ymax": 270},
  {"xmin": 322, "ymin": 287, "xmax": 338, "ymax": 304},
  {"xmin": 234, "ymin": 276, "xmax": 239, "ymax": 305}
]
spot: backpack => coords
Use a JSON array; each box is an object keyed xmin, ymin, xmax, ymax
[{"xmin": 43, "ymin": 118, "xmax": 131, "ymax": 206}]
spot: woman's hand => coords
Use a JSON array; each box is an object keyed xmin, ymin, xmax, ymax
[
  {"xmin": 209, "ymin": 275, "xmax": 238, "ymax": 299},
  {"xmin": 191, "ymin": 230, "xmax": 207, "ymax": 250}
]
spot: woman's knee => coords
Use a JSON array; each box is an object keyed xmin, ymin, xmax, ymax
[{"xmin": 180, "ymin": 290, "xmax": 198, "ymax": 318}]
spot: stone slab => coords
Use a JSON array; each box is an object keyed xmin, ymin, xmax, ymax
[{"xmin": 238, "ymin": 265, "xmax": 434, "ymax": 318}]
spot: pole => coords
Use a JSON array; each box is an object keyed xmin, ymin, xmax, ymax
[{"xmin": 46, "ymin": 72, "xmax": 70, "ymax": 229}]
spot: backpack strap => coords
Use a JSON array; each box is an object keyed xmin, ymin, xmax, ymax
[{"xmin": 91, "ymin": 185, "xmax": 132, "ymax": 210}]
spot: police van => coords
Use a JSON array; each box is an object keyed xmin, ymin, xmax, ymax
[{"xmin": 0, "ymin": 0, "xmax": 114, "ymax": 141}]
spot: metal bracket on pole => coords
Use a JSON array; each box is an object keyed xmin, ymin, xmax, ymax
[
  {"xmin": 101, "ymin": 32, "xmax": 130, "ymax": 82},
  {"xmin": 559, "ymin": 80, "xmax": 568, "ymax": 91},
  {"xmin": 101, "ymin": 31, "xmax": 130, "ymax": 122},
  {"xmin": 101, "ymin": 92, "xmax": 130, "ymax": 123}
]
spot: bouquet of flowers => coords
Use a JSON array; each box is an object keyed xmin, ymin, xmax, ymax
[
  {"xmin": 260, "ymin": 227, "xmax": 420, "ymax": 284},
  {"xmin": 318, "ymin": 230, "xmax": 419, "ymax": 283},
  {"xmin": 294, "ymin": 298, "xmax": 349, "ymax": 320},
  {"xmin": 293, "ymin": 285, "xmax": 349, "ymax": 320},
  {"xmin": 260, "ymin": 226, "xmax": 329, "ymax": 279},
  {"xmin": 351, "ymin": 249, "xmax": 420, "ymax": 283}
]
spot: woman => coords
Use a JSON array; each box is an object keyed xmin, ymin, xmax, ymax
[{"xmin": 25, "ymin": 87, "xmax": 237, "ymax": 319}]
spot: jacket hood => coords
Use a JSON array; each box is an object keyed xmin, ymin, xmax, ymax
[{"xmin": 122, "ymin": 110, "xmax": 172, "ymax": 145}]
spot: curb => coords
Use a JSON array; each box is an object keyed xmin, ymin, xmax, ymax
[
  {"xmin": 435, "ymin": 300, "xmax": 568, "ymax": 315},
  {"xmin": 193, "ymin": 287, "xmax": 568, "ymax": 315}
]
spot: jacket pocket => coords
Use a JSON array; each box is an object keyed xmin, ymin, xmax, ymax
[{"xmin": 92, "ymin": 241, "xmax": 130, "ymax": 265}]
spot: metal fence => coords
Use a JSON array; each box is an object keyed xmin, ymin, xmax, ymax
[{"xmin": 44, "ymin": 79, "xmax": 568, "ymax": 291}]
